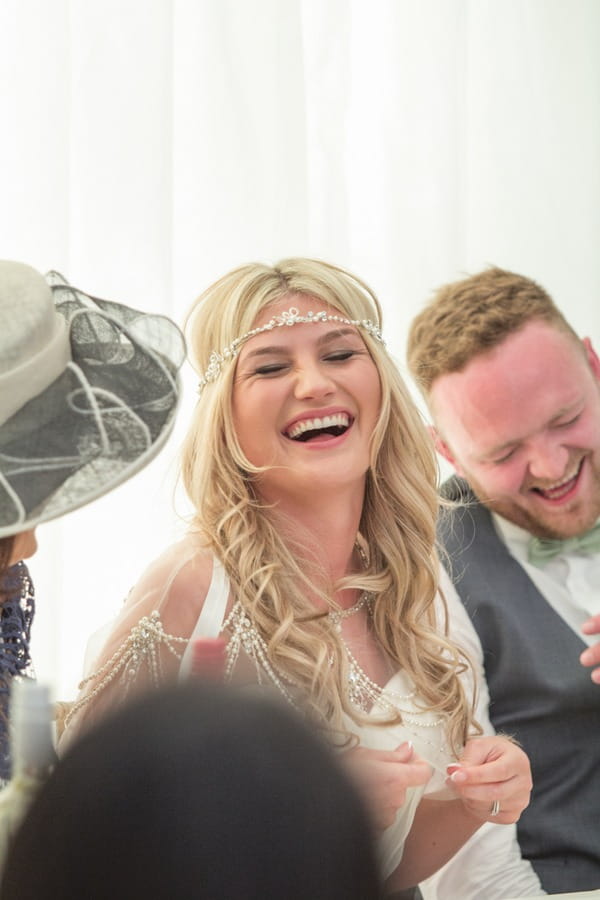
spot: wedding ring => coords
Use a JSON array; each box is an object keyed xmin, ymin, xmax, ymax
[{"xmin": 490, "ymin": 799, "xmax": 501, "ymax": 817}]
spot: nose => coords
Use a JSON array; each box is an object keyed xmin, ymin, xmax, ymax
[
  {"xmin": 527, "ymin": 437, "xmax": 570, "ymax": 482},
  {"xmin": 293, "ymin": 360, "xmax": 335, "ymax": 401}
]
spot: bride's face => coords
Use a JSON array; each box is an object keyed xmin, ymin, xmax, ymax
[{"xmin": 231, "ymin": 294, "xmax": 381, "ymax": 504}]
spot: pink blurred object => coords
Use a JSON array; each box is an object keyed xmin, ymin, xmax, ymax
[{"xmin": 190, "ymin": 637, "xmax": 227, "ymax": 681}]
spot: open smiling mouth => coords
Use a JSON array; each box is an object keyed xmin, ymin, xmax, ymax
[
  {"xmin": 285, "ymin": 413, "xmax": 353, "ymax": 442},
  {"xmin": 530, "ymin": 458, "xmax": 584, "ymax": 500}
]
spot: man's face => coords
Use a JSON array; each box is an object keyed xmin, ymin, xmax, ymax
[{"xmin": 430, "ymin": 320, "xmax": 600, "ymax": 539}]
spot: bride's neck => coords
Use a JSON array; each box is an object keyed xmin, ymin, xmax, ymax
[{"xmin": 270, "ymin": 503, "xmax": 363, "ymax": 583}]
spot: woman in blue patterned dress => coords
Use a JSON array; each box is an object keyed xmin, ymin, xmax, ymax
[{"xmin": 0, "ymin": 259, "xmax": 184, "ymax": 776}]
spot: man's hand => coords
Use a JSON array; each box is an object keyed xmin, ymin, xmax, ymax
[{"xmin": 580, "ymin": 614, "xmax": 600, "ymax": 683}]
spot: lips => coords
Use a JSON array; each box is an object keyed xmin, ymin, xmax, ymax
[{"xmin": 531, "ymin": 459, "xmax": 583, "ymax": 501}]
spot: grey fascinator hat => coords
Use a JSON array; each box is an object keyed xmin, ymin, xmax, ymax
[{"xmin": 0, "ymin": 261, "xmax": 186, "ymax": 537}]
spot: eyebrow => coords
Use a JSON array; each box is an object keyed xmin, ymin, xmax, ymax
[{"xmin": 240, "ymin": 328, "xmax": 360, "ymax": 360}]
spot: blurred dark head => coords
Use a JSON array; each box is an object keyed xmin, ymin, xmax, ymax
[{"xmin": 1, "ymin": 681, "xmax": 382, "ymax": 899}]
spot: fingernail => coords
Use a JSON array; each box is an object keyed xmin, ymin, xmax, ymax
[
  {"xmin": 446, "ymin": 763, "xmax": 461, "ymax": 774},
  {"xmin": 580, "ymin": 649, "xmax": 592, "ymax": 664},
  {"xmin": 449, "ymin": 769, "xmax": 467, "ymax": 784}
]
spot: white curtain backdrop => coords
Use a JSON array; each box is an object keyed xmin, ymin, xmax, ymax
[{"xmin": 1, "ymin": 0, "xmax": 599, "ymax": 700}]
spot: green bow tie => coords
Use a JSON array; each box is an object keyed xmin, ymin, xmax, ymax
[{"xmin": 528, "ymin": 522, "xmax": 600, "ymax": 566}]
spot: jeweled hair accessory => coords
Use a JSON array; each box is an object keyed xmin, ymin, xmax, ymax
[{"xmin": 198, "ymin": 306, "xmax": 384, "ymax": 394}]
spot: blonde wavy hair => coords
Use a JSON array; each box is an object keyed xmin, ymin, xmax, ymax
[{"xmin": 182, "ymin": 258, "xmax": 474, "ymax": 751}]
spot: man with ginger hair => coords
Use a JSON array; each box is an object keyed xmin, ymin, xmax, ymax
[{"xmin": 407, "ymin": 266, "xmax": 600, "ymax": 896}]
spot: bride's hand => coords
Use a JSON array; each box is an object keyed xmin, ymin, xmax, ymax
[
  {"xmin": 446, "ymin": 734, "xmax": 532, "ymax": 824},
  {"xmin": 342, "ymin": 742, "xmax": 432, "ymax": 830}
]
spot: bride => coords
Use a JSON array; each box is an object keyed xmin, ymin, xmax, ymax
[{"xmin": 63, "ymin": 257, "xmax": 532, "ymax": 892}]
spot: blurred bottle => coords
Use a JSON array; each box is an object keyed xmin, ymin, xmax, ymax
[{"xmin": 0, "ymin": 679, "xmax": 56, "ymax": 871}]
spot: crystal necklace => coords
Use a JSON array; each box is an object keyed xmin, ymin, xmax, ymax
[
  {"xmin": 327, "ymin": 591, "xmax": 373, "ymax": 631},
  {"xmin": 327, "ymin": 541, "xmax": 373, "ymax": 631},
  {"xmin": 344, "ymin": 639, "xmax": 418, "ymax": 714},
  {"xmin": 331, "ymin": 541, "xmax": 425, "ymax": 715}
]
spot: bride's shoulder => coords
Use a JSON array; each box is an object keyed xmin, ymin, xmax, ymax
[{"xmin": 126, "ymin": 533, "xmax": 216, "ymax": 611}]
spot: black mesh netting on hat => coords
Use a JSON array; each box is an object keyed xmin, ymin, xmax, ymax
[{"xmin": 0, "ymin": 275, "xmax": 185, "ymax": 533}]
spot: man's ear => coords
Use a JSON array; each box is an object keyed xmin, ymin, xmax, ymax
[
  {"xmin": 427, "ymin": 425, "xmax": 464, "ymax": 476},
  {"xmin": 583, "ymin": 337, "xmax": 600, "ymax": 379}
]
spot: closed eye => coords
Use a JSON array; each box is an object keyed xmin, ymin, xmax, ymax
[
  {"xmin": 252, "ymin": 348, "xmax": 364, "ymax": 374},
  {"xmin": 324, "ymin": 349, "xmax": 364, "ymax": 362},
  {"xmin": 492, "ymin": 447, "xmax": 518, "ymax": 464},
  {"xmin": 554, "ymin": 413, "xmax": 581, "ymax": 428},
  {"xmin": 253, "ymin": 362, "xmax": 289, "ymax": 376}
]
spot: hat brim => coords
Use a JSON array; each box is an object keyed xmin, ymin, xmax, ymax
[{"xmin": 0, "ymin": 273, "xmax": 185, "ymax": 536}]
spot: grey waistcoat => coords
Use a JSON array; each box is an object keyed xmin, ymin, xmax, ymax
[{"xmin": 439, "ymin": 476, "xmax": 600, "ymax": 894}]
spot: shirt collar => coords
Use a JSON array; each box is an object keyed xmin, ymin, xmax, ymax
[{"xmin": 491, "ymin": 513, "xmax": 532, "ymax": 563}]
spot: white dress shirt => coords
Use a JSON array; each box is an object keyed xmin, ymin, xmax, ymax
[{"xmin": 493, "ymin": 514, "xmax": 600, "ymax": 631}]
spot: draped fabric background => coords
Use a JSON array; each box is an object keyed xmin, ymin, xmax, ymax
[{"xmin": 1, "ymin": 0, "xmax": 599, "ymax": 699}]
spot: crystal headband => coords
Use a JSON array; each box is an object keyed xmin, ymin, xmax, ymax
[{"xmin": 197, "ymin": 306, "xmax": 385, "ymax": 394}]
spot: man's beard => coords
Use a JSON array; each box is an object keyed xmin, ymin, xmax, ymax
[{"xmin": 463, "ymin": 457, "xmax": 600, "ymax": 540}]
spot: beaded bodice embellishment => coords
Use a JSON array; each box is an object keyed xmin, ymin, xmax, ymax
[
  {"xmin": 65, "ymin": 602, "xmax": 453, "ymax": 775},
  {"xmin": 64, "ymin": 611, "xmax": 188, "ymax": 729},
  {"xmin": 222, "ymin": 602, "xmax": 299, "ymax": 706},
  {"xmin": 223, "ymin": 601, "xmax": 443, "ymax": 735}
]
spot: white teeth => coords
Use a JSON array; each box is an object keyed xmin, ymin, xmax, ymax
[
  {"xmin": 540, "ymin": 465, "xmax": 580, "ymax": 492},
  {"xmin": 287, "ymin": 413, "xmax": 350, "ymax": 439}
]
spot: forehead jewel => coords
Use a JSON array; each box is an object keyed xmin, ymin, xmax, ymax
[{"xmin": 197, "ymin": 306, "xmax": 384, "ymax": 394}]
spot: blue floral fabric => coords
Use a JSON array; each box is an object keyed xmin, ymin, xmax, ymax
[{"xmin": 0, "ymin": 562, "xmax": 35, "ymax": 780}]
